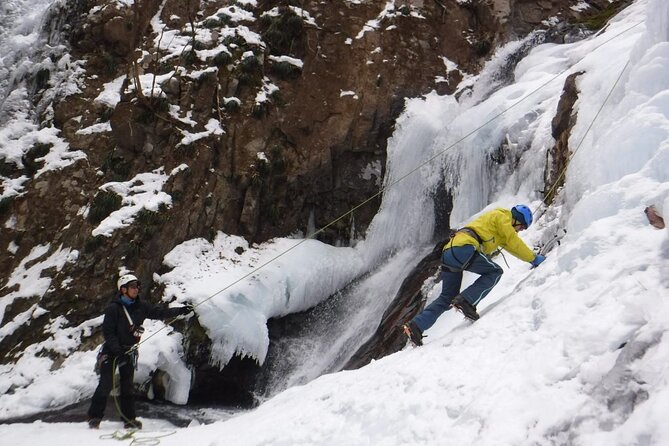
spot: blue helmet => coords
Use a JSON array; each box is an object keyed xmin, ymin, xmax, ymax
[{"xmin": 511, "ymin": 205, "xmax": 533, "ymax": 228}]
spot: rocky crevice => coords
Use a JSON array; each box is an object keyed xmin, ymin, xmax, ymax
[
  {"xmin": 544, "ymin": 71, "xmax": 583, "ymax": 205},
  {"xmin": 344, "ymin": 239, "xmax": 449, "ymax": 369}
]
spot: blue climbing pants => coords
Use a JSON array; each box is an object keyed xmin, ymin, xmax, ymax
[{"xmin": 412, "ymin": 245, "xmax": 503, "ymax": 332}]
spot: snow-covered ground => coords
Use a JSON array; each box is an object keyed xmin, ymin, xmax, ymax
[{"xmin": 2, "ymin": 0, "xmax": 669, "ymax": 444}]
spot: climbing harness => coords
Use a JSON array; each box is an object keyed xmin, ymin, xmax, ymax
[
  {"xmin": 455, "ymin": 227, "xmax": 483, "ymax": 246},
  {"xmin": 442, "ymin": 227, "xmax": 483, "ymax": 271}
]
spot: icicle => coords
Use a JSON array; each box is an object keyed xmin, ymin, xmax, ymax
[{"xmin": 306, "ymin": 208, "xmax": 316, "ymax": 239}]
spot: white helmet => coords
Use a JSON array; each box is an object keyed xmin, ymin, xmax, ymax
[{"xmin": 117, "ymin": 273, "xmax": 139, "ymax": 290}]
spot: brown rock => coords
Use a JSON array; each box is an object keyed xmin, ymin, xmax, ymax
[
  {"xmin": 110, "ymin": 101, "xmax": 147, "ymax": 152},
  {"xmin": 645, "ymin": 205, "xmax": 665, "ymax": 229},
  {"xmin": 544, "ymin": 71, "xmax": 584, "ymax": 205},
  {"xmin": 103, "ymin": 16, "xmax": 135, "ymax": 56}
]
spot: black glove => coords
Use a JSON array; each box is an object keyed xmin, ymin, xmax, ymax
[{"xmin": 179, "ymin": 303, "xmax": 194, "ymax": 315}]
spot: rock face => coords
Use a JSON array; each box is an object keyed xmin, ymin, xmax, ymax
[
  {"xmin": 544, "ymin": 71, "xmax": 583, "ymax": 205},
  {"xmin": 0, "ymin": 0, "xmax": 632, "ymax": 406}
]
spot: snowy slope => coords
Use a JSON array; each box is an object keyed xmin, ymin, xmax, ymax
[{"xmin": 2, "ymin": 0, "xmax": 669, "ymax": 444}]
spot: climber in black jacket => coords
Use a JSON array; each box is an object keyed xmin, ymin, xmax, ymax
[{"xmin": 87, "ymin": 273, "xmax": 193, "ymax": 430}]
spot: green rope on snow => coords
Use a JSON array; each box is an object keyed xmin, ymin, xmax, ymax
[
  {"xmin": 100, "ymin": 429, "xmax": 177, "ymax": 446},
  {"xmin": 100, "ymin": 430, "xmax": 135, "ymax": 441}
]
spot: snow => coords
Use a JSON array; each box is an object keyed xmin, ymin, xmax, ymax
[
  {"xmin": 354, "ymin": 0, "xmax": 424, "ymax": 39},
  {"xmin": 254, "ymin": 77, "xmax": 279, "ymax": 104},
  {"xmin": 286, "ymin": 6, "xmax": 318, "ymax": 27},
  {"xmin": 93, "ymin": 75, "xmax": 126, "ymax": 108},
  {"xmin": 224, "ymin": 96, "xmax": 240, "ymax": 106},
  {"xmin": 7, "ymin": 240, "xmax": 19, "ymax": 254},
  {"xmin": 3, "ymin": 0, "xmax": 669, "ymax": 445},
  {"xmin": 268, "ymin": 54, "xmax": 303, "ymax": 68},
  {"xmin": 126, "ymin": 72, "xmax": 173, "ymax": 99},
  {"xmin": 221, "ymin": 25, "xmax": 264, "ymax": 48},
  {"xmin": 437, "ymin": 53, "xmax": 461, "ymax": 86},
  {"xmin": 155, "ymin": 234, "xmax": 366, "ymax": 366},
  {"xmin": 133, "ymin": 319, "xmax": 191, "ymax": 405},
  {"xmin": 0, "ymin": 348, "xmax": 98, "ymax": 420},
  {"xmin": 177, "ymin": 118, "xmax": 225, "ymax": 146},
  {"xmin": 542, "ymin": 16, "xmax": 560, "ymax": 27},
  {"xmin": 0, "ymin": 244, "xmax": 78, "ymax": 330},
  {"xmin": 4, "ymin": 215, "xmax": 17, "ymax": 229},
  {"xmin": 360, "ymin": 160, "xmax": 382, "ymax": 185},
  {"xmin": 91, "ymin": 168, "xmax": 175, "ymax": 237},
  {"xmin": 262, "ymin": 6, "xmax": 318, "ymax": 27},
  {"xmin": 441, "ymin": 55, "xmax": 459, "ymax": 72},
  {"xmin": 571, "ymin": 1, "xmax": 591, "ymax": 12},
  {"xmin": 356, "ymin": 0, "xmax": 397, "ymax": 40},
  {"xmin": 209, "ymin": 5, "xmax": 256, "ymax": 23},
  {"xmin": 75, "ymin": 122, "xmax": 111, "ymax": 135},
  {"xmin": 0, "ymin": 175, "xmax": 29, "ymax": 200},
  {"xmin": 148, "ymin": 0, "xmax": 264, "ymax": 69}
]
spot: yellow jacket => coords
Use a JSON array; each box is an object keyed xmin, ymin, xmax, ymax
[{"xmin": 446, "ymin": 208, "xmax": 536, "ymax": 262}]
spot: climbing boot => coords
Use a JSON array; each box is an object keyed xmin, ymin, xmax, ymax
[
  {"xmin": 402, "ymin": 321, "xmax": 424, "ymax": 346},
  {"xmin": 452, "ymin": 295, "xmax": 480, "ymax": 321},
  {"xmin": 123, "ymin": 419, "xmax": 143, "ymax": 430}
]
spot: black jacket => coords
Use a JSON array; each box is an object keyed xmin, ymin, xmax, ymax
[{"xmin": 101, "ymin": 294, "xmax": 185, "ymax": 356}]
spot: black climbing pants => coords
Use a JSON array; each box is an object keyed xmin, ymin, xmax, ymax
[{"xmin": 87, "ymin": 354, "xmax": 136, "ymax": 420}]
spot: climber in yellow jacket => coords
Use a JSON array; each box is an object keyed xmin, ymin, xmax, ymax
[{"xmin": 403, "ymin": 205, "xmax": 546, "ymax": 346}]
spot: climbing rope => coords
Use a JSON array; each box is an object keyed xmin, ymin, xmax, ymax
[
  {"xmin": 100, "ymin": 428, "xmax": 176, "ymax": 446},
  {"xmin": 130, "ymin": 20, "xmax": 645, "ymax": 351},
  {"xmin": 110, "ymin": 356, "xmax": 133, "ymax": 426}
]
